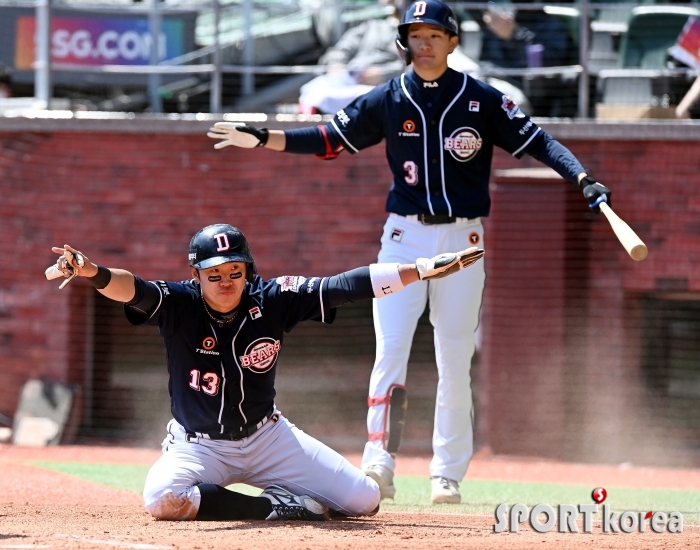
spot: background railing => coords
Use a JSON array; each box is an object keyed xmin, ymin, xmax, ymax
[{"xmin": 0, "ymin": 0, "xmax": 698, "ymax": 118}]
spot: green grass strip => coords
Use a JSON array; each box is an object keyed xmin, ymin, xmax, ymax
[{"xmin": 27, "ymin": 461, "xmax": 700, "ymax": 523}]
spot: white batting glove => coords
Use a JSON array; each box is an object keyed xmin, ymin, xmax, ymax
[
  {"xmin": 416, "ymin": 247, "xmax": 484, "ymax": 281},
  {"xmin": 207, "ymin": 122, "xmax": 269, "ymax": 149}
]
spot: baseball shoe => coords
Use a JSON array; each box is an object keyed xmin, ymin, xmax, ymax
[
  {"xmin": 363, "ymin": 464, "xmax": 396, "ymax": 500},
  {"xmin": 260, "ymin": 485, "xmax": 329, "ymax": 521},
  {"xmin": 430, "ymin": 476, "xmax": 461, "ymax": 504}
]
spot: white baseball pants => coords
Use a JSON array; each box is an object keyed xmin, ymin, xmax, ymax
[
  {"xmin": 144, "ymin": 413, "xmax": 380, "ymax": 519},
  {"xmin": 361, "ymin": 214, "xmax": 485, "ymax": 482}
]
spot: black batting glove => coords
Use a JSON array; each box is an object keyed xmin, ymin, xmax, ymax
[
  {"xmin": 236, "ymin": 124, "xmax": 269, "ymax": 146},
  {"xmin": 580, "ymin": 174, "xmax": 611, "ymax": 214}
]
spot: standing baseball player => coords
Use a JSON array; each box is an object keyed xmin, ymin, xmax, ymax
[
  {"xmin": 48, "ymin": 224, "xmax": 482, "ymax": 520},
  {"xmin": 207, "ymin": 0, "xmax": 611, "ymax": 504}
]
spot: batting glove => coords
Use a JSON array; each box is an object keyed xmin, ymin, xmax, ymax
[
  {"xmin": 580, "ymin": 175, "xmax": 612, "ymax": 214},
  {"xmin": 207, "ymin": 122, "xmax": 269, "ymax": 149},
  {"xmin": 416, "ymin": 247, "xmax": 484, "ymax": 281}
]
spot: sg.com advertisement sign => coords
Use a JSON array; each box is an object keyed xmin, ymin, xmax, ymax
[
  {"xmin": 0, "ymin": 7, "xmax": 196, "ymax": 85},
  {"xmin": 15, "ymin": 16, "xmax": 184, "ymax": 68}
]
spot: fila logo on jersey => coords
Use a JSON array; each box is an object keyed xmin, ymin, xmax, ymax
[
  {"xmin": 501, "ymin": 95, "xmax": 525, "ymax": 119},
  {"xmin": 337, "ymin": 109, "xmax": 350, "ymax": 127},
  {"xmin": 423, "ymin": 81, "xmax": 438, "ymax": 88},
  {"xmin": 213, "ymin": 233, "xmax": 230, "ymax": 252},
  {"xmin": 444, "ymin": 127, "xmax": 483, "ymax": 162},
  {"xmin": 239, "ymin": 337, "xmax": 281, "ymax": 373},
  {"xmin": 399, "ymin": 120, "xmax": 420, "ymax": 137},
  {"xmin": 469, "ymin": 232, "xmax": 480, "ymax": 245},
  {"xmin": 391, "ymin": 228, "xmax": 404, "ymax": 242},
  {"xmin": 197, "ymin": 336, "xmax": 220, "ymax": 356},
  {"xmin": 276, "ymin": 275, "xmax": 306, "ymax": 293},
  {"xmin": 469, "ymin": 101, "xmax": 480, "ymax": 112},
  {"xmin": 249, "ymin": 306, "xmax": 262, "ymax": 320}
]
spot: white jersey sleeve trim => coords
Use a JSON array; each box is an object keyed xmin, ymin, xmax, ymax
[
  {"xmin": 511, "ymin": 127, "xmax": 541, "ymax": 157},
  {"xmin": 400, "ymin": 73, "xmax": 435, "ymax": 215},
  {"xmin": 319, "ymin": 277, "xmax": 328, "ymax": 323},
  {"xmin": 438, "ymin": 73, "xmax": 468, "ymax": 217},
  {"xmin": 146, "ymin": 280, "xmax": 164, "ymax": 320},
  {"xmin": 329, "ymin": 118, "xmax": 359, "ymax": 153}
]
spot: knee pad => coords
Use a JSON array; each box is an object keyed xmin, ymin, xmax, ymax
[
  {"xmin": 368, "ymin": 384, "xmax": 407, "ymax": 455},
  {"xmin": 144, "ymin": 490, "xmax": 199, "ymax": 521}
]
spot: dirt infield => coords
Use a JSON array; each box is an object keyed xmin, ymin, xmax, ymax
[{"xmin": 1, "ymin": 444, "xmax": 698, "ymax": 549}]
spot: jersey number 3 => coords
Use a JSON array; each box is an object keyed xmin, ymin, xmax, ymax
[
  {"xmin": 189, "ymin": 369, "xmax": 220, "ymax": 396},
  {"xmin": 404, "ymin": 160, "xmax": 418, "ymax": 186}
]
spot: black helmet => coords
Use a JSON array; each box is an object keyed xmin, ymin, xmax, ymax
[
  {"xmin": 396, "ymin": 0, "xmax": 459, "ymax": 64},
  {"xmin": 189, "ymin": 224, "xmax": 257, "ymax": 283}
]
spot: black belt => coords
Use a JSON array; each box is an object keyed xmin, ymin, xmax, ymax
[
  {"xmin": 403, "ymin": 214, "xmax": 458, "ymax": 225},
  {"xmin": 185, "ymin": 407, "xmax": 276, "ymax": 442}
]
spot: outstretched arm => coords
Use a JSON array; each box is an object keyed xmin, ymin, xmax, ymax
[
  {"xmin": 325, "ymin": 248, "xmax": 484, "ymax": 308},
  {"xmin": 49, "ymin": 245, "xmax": 136, "ymax": 302}
]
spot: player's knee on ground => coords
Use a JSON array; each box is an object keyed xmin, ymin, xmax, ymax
[
  {"xmin": 144, "ymin": 489, "xmax": 199, "ymax": 520},
  {"xmin": 343, "ymin": 475, "xmax": 381, "ymax": 515}
]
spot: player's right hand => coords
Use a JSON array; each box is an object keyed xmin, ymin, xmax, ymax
[
  {"xmin": 50, "ymin": 245, "xmax": 97, "ymax": 278},
  {"xmin": 207, "ymin": 122, "xmax": 270, "ymax": 149}
]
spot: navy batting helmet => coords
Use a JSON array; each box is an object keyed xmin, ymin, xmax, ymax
[
  {"xmin": 396, "ymin": 0, "xmax": 459, "ymax": 64},
  {"xmin": 189, "ymin": 224, "xmax": 257, "ymax": 283}
]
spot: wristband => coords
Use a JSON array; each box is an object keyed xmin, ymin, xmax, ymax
[
  {"xmin": 87, "ymin": 266, "xmax": 112, "ymax": 289},
  {"xmin": 369, "ymin": 263, "xmax": 405, "ymax": 297}
]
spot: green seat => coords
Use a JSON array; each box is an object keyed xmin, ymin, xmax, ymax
[{"xmin": 619, "ymin": 6, "xmax": 700, "ymax": 68}]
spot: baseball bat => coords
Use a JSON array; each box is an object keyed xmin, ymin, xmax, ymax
[{"xmin": 599, "ymin": 202, "xmax": 648, "ymax": 261}]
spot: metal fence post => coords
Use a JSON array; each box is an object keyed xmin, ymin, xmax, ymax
[
  {"xmin": 242, "ymin": 0, "xmax": 254, "ymax": 96},
  {"xmin": 577, "ymin": 0, "xmax": 590, "ymax": 118},
  {"xmin": 210, "ymin": 0, "xmax": 222, "ymax": 113},
  {"xmin": 149, "ymin": 0, "xmax": 163, "ymax": 113},
  {"xmin": 35, "ymin": 0, "xmax": 52, "ymax": 108}
]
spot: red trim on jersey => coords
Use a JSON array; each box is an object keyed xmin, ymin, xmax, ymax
[{"xmin": 314, "ymin": 125, "xmax": 342, "ymax": 160}]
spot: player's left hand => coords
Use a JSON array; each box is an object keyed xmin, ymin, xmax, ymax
[
  {"xmin": 416, "ymin": 247, "xmax": 485, "ymax": 280},
  {"xmin": 580, "ymin": 175, "xmax": 611, "ymax": 214},
  {"xmin": 207, "ymin": 122, "xmax": 269, "ymax": 149}
]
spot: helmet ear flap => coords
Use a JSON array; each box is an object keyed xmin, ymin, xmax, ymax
[
  {"xmin": 246, "ymin": 262, "xmax": 257, "ymax": 284},
  {"xmin": 395, "ymin": 32, "xmax": 411, "ymax": 65}
]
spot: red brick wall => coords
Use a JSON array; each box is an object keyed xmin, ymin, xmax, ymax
[{"xmin": 1, "ymin": 127, "xmax": 699, "ymax": 462}]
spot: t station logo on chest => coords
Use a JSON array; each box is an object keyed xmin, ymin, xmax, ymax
[{"xmin": 443, "ymin": 127, "xmax": 483, "ymax": 162}]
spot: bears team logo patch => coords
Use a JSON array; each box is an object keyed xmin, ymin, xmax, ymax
[
  {"xmin": 501, "ymin": 95, "xmax": 525, "ymax": 119},
  {"xmin": 444, "ymin": 127, "xmax": 483, "ymax": 162},
  {"xmin": 469, "ymin": 232, "xmax": 480, "ymax": 245},
  {"xmin": 276, "ymin": 275, "xmax": 306, "ymax": 292},
  {"xmin": 239, "ymin": 338, "xmax": 281, "ymax": 373}
]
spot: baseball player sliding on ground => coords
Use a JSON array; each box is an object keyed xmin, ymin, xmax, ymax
[
  {"xmin": 208, "ymin": 0, "xmax": 611, "ymax": 504},
  {"xmin": 48, "ymin": 224, "xmax": 483, "ymax": 521}
]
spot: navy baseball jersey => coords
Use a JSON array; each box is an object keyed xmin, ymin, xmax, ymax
[
  {"xmin": 124, "ymin": 273, "xmax": 348, "ymax": 435},
  {"xmin": 323, "ymin": 68, "xmax": 546, "ymax": 218}
]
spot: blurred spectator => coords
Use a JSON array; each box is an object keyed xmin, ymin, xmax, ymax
[
  {"xmin": 476, "ymin": 1, "xmax": 575, "ymax": 116},
  {"xmin": 0, "ymin": 64, "xmax": 12, "ymax": 99},
  {"xmin": 299, "ymin": 6, "xmax": 404, "ymax": 114},
  {"xmin": 676, "ymin": 75, "xmax": 700, "ymax": 119}
]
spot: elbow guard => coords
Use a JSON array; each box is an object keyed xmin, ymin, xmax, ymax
[{"xmin": 314, "ymin": 125, "xmax": 343, "ymax": 160}]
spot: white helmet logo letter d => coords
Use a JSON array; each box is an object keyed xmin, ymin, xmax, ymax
[{"xmin": 213, "ymin": 233, "xmax": 230, "ymax": 252}]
